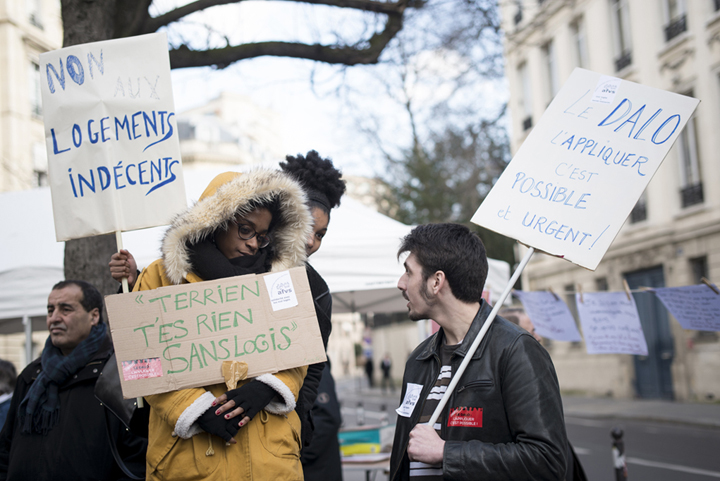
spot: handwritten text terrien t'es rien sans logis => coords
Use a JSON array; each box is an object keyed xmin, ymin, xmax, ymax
[{"xmin": 130, "ymin": 282, "xmax": 297, "ymax": 374}]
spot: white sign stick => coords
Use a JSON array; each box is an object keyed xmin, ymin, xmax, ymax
[{"xmin": 427, "ymin": 247, "xmax": 535, "ymax": 426}]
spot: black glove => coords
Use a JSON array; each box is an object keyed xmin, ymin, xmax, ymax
[
  {"xmin": 196, "ymin": 408, "xmax": 239, "ymax": 442},
  {"xmin": 224, "ymin": 380, "xmax": 277, "ymax": 423}
]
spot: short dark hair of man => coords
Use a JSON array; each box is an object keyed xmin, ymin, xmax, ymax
[
  {"xmin": 0, "ymin": 360, "xmax": 16, "ymax": 395},
  {"xmin": 398, "ymin": 223, "xmax": 488, "ymax": 303},
  {"xmin": 51, "ymin": 280, "xmax": 104, "ymax": 324}
]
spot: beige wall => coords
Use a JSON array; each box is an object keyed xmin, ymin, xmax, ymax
[
  {"xmin": 502, "ymin": 0, "xmax": 720, "ymax": 401},
  {"xmin": 0, "ymin": 0, "xmax": 62, "ymax": 192}
]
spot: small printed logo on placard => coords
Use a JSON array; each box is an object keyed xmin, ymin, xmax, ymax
[
  {"xmin": 592, "ymin": 75, "xmax": 621, "ymax": 104},
  {"xmin": 263, "ymin": 271, "xmax": 299, "ymax": 311},
  {"xmin": 122, "ymin": 357, "xmax": 163, "ymax": 381}
]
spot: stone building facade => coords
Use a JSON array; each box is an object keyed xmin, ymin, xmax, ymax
[
  {"xmin": 501, "ymin": 0, "xmax": 720, "ymax": 401},
  {"xmin": 0, "ymin": 0, "xmax": 62, "ymax": 192}
]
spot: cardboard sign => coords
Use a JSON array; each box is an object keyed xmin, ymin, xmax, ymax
[
  {"xmin": 513, "ymin": 290, "xmax": 582, "ymax": 342},
  {"xmin": 472, "ymin": 68, "xmax": 699, "ymax": 270},
  {"xmin": 40, "ymin": 32, "xmax": 186, "ymax": 241},
  {"xmin": 105, "ymin": 267, "xmax": 326, "ymax": 399},
  {"xmin": 652, "ymin": 284, "xmax": 720, "ymax": 332},
  {"xmin": 576, "ymin": 292, "xmax": 648, "ymax": 355}
]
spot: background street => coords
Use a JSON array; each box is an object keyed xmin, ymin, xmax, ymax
[{"xmin": 337, "ymin": 378, "xmax": 720, "ymax": 481}]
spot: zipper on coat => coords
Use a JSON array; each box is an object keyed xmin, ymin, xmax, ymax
[{"xmin": 390, "ymin": 353, "xmax": 441, "ymax": 481}]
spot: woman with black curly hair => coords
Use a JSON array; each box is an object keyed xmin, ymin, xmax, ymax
[{"xmin": 280, "ymin": 150, "xmax": 346, "ymax": 480}]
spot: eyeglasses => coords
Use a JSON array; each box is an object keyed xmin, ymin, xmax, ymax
[{"xmin": 231, "ymin": 219, "xmax": 271, "ymax": 249}]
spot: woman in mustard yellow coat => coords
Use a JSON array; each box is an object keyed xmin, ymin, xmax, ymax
[{"xmin": 134, "ymin": 168, "xmax": 312, "ymax": 480}]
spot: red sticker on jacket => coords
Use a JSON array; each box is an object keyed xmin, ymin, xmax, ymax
[
  {"xmin": 122, "ymin": 358, "xmax": 163, "ymax": 381},
  {"xmin": 448, "ymin": 407, "xmax": 482, "ymax": 427}
]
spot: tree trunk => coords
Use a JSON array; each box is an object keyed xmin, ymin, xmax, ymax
[{"xmin": 60, "ymin": 0, "xmax": 120, "ymax": 296}]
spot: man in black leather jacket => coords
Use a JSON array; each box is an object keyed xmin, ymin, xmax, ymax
[{"xmin": 389, "ymin": 224, "xmax": 569, "ymax": 480}]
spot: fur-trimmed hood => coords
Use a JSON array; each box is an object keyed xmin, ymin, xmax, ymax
[{"xmin": 161, "ymin": 169, "xmax": 312, "ymax": 285}]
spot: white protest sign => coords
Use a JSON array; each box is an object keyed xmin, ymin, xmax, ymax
[
  {"xmin": 471, "ymin": 68, "xmax": 699, "ymax": 270},
  {"xmin": 40, "ymin": 32, "xmax": 186, "ymax": 241},
  {"xmin": 513, "ymin": 291, "xmax": 582, "ymax": 342},
  {"xmin": 652, "ymin": 284, "xmax": 720, "ymax": 332},
  {"xmin": 575, "ymin": 291, "xmax": 648, "ymax": 355}
]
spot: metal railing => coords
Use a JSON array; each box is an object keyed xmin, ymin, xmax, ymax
[
  {"xmin": 615, "ymin": 51, "xmax": 632, "ymax": 72},
  {"xmin": 681, "ymin": 182, "xmax": 704, "ymax": 208},
  {"xmin": 664, "ymin": 15, "xmax": 687, "ymax": 42}
]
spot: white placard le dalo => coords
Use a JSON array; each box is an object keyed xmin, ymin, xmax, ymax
[
  {"xmin": 575, "ymin": 291, "xmax": 648, "ymax": 355},
  {"xmin": 472, "ymin": 69, "xmax": 699, "ymax": 270},
  {"xmin": 513, "ymin": 290, "xmax": 582, "ymax": 342},
  {"xmin": 40, "ymin": 32, "xmax": 186, "ymax": 241}
]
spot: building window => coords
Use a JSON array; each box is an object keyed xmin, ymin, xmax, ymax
[
  {"xmin": 663, "ymin": 0, "xmax": 686, "ymax": 42},
  {"xmin": 27, "ymin": 0, "xmax": 43, "ymax": 29},
  {"xmin": 689, "ymin": 256, "xmax": 718, "ymax": 341},
  {"xmin": 677, "ymin": 92, "xmax": 702, "ymax": 208},
  {"xmin": 570, "ymin": 17, "xmax": 589, "ymax": 69},
  {"xmin": 630, "ymin": 193, "xmax": 647, "ymax": 223},
  {"xmin": 29, "ymin": 62, "xmax": 42, "ymax": 117},
  {"xmin": 518, "ymin": 62, "xmax": 533, "ymax": 131},
  {"xmin": 32, "ymin": 142, "xmax": 48, "ymax": 187},
  {"xmin": 596, "ymin": 277, "xmax": 609, "ymax": 291},
  {"xmin": 610, "ymin": 0, "xmax": 632, "ymax": 71},
  {"xmin": 715, "ymin": 0, "xmax": 720, "ymax": 12},
  {"xmin": 542, "ymin": 40, "xmax": 559, "ymax": 104}
]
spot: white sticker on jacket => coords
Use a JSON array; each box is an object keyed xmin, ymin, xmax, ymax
[{"xmin": 396, "ymin": 383, "xmax": 423, "ymax": 417}]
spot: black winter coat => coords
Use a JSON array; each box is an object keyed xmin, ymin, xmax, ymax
[
  {"xmin": 389, "ymin": 301, "xmax": 569, "ymax": 481},
  {"xmin": 0, "ymin": 336, "xmax": 147, "ymax": 481},
  {"xmin": 296, "ymin": 263, "xmax": 333, "ymax": 450}
]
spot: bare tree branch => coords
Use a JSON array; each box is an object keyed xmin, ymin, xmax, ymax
[
  {"xmin": 169, "ymin": 10, "xmax": 405, "ymax": 68},
  {"xmin": 145, "ymin": 0, "xmax": 408, "ymax": 32}
]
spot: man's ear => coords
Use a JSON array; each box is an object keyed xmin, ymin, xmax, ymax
[
  {"xmin": 89, "ymin": 308, "xmax": 100, "ymax": 326},
  {"xmin": 430, "ymin": 270, "xmax": 446, "ymax": 295}
]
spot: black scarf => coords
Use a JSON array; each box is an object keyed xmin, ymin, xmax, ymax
[
  {"xmin": 18, "ymin": 322, "xmax": 108, "ymax": 434},
  {"xmin": 188, "ymin": 239, "xmax": 272, "ymax": 281}
]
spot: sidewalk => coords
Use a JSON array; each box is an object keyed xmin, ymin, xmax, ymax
[
  {"xmin": 338, "ymin": 377, "xmax": 720, "ymax": 429},
  {"xmin": 562, "ymin": 395, "xmax": 720, "ymax": 429}
]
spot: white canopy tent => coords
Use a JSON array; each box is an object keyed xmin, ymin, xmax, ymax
[{"xmin": 0, "ymin": 168, "xmax": 510, "ymax": 364}]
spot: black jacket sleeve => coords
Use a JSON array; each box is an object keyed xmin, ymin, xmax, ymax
[
  {"xmin": 0, "ymin": 383, "xmax": 24, "ymax": 480},
  {"xmin": 297, "ymin": 263, "xmax": 334, "ymax": 449},
  {"xmin": 442, "ymin": 336, "xmax": 568, "ymax": 480}
]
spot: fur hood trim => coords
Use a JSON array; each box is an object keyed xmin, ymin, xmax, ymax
[{"xmin": 161, "ymin": 169, "xmax": 312, "ymax": 284}]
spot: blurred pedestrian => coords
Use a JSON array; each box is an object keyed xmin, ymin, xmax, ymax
[
  {"xmin": 381, "ymin": 353, "xmax": 394, "ymax": 392},
  {"xmin": 365, "ymin": 355, "xmax": 375, "ymax": 388},
  {"xmin": 0, "ymin": 360, "xmax": 16, "ymax": 429},
  {"xmin": 499, "ymin": 306, "xmax": 543, "ymax": 342},
  {"xmin": 0, "ymin": 280, "xmax": 146, "ymax": 480}
]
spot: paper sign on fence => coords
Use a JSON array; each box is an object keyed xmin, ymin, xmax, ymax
[
  {"xmin": 105, "ymin": 267, "xmax": 326, "ymax": 399},
  {"xmin": 513, "ymin": 290, "xmax": 582, "ymax": 342},
  {"xmin": 576, "ymin": 291, "xmax": 648, "ymax": 355},
  {"xmin": 471, "ymin": 68, "xmax": 699, "ymax": 270},
  {"xmin": 40, "ymin": 32, "xmax": 186, "ymax": 241}
]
